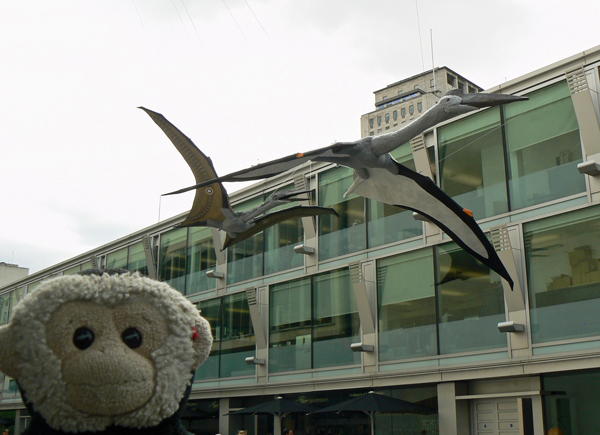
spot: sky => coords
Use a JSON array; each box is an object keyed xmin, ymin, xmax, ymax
[{"xmin": 1, "ymin": 0, "xmax": 599, "ymax": 275}]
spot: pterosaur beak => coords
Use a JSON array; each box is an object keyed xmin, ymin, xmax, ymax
[{"xmin": 459, "ymin": 91, "xmax": 528, "ymax": 109}]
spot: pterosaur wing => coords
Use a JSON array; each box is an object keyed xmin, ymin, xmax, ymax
[
  {"xmin": 163, "ymin": 143, "xmax": 357, "ymax": 196},
  {"xmin": 223, "ymin": 206, "xmax": 339, "ymax": 249},
  {"xmin": 346, "ymin": 163, "xmax": 513, "ymax": 289},
  {"xmin": 140, "ymin": 107, "xmax": 229, "ymax": 225}
]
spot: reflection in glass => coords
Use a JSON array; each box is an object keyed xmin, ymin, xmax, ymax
[
  {"xmin": 127, "ymin": 242, "xmax": 148, "ymax": 276},
  {"xmin": 264, "ymin": 218, "xmax": 304, "ymax": 275},
  {"xmin": 319, "ymin": 166, "xmax": 366, "ymax": 260},
  {"xmin": 376, "ymin": 386, "xmax": 439, "ymax": 435},
  {"xmin": 195, "ymin": 294, "xmax": 256, "ymax": 380},
  {"xmin": 159, "ymin": 227, "xmax": 188, "ymax": 293},
  {"xmin": 187, "ymin": 227, "xmax": 216, "ymax": 294},
  {"xmin": 195, "ymin": 298, "xmax": 221, "ymax": 381},
  {"xmin": 220, "ymin": 293, "xmax": 255, "ymax": 377},
  {"xmin": 378, "ymin": 249, "xmax": 437, "ymax": 361},
  {"xmin": 227, "ymin": 233, "xmax": 264, "ymax": 284},
  {"xmin": 269, "ymin": 278, "xmax": 312, "ymax": 373},
  {"xmin": 9, "ymin": 287, "xmax": 24, "ymax": 320},
  {"xmin": 368, "ymin": 143, "xmax": 423, "ymax": 248},
  {"xmin": 63, "ymin": 264, "xmax": 82, "ymax": 275},
  {"xmin": 526, "ymin": 206, "xmax": 600, "ymax": 343},
  {"xmin": 505, "ymin": 81, "xmax": 584, "ymax": 210},
  {"xmin": 436, "ymin": 242, "xmax": 506, "ymax": 354},
  {"xmin": 227, "ymin": 196, "xmax": 265, "ymax": 284},
  {"xmin": 543, "ymin": 371, "xmax": 600, "ymax": 435},
  {"xmin": 439, "ymin": 107, "xmax": 508, "ymax": 219},
  {"xmin": 264, "ymin": 185, "xmax": 305, "ymax": 275},
  {"xmin": 312, "ymin": 269, "xmax": 360, "ymax": 368},
  {"xmin": 0, "ymin": 294, "xmax": 10, "ymax": 325},
  {"xmin": 106, "ymin": 247, "xmax": 128, "ymax": 270}
]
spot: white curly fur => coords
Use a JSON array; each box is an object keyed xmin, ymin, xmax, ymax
[{"xmin": 9, "ymin": 271, "xmax": 213, "ymax": 433}]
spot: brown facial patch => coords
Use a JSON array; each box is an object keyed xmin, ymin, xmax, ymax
[{"xmin": 47, "ymin": 301, "xmax": 168, "ymax": 416}]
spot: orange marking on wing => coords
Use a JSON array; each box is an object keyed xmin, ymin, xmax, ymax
[
  {"xmin": 463, "ymin": 208, "xmax": 473, "ymax": 217},
  {"xmin": 297, "ymin": 153, "xmax": 304, "ymax": 158}
]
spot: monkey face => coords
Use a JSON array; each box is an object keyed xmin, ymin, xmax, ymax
[
  {"xmin": 0, "ymin": 271, "xmax": 213, "ymax": 433},
  {"xmin": 46, "ymin": 301, "xmax": 168, "ymax": 416}
]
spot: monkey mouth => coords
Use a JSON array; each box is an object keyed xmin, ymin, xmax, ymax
[{"xmin": 66, "ymin": 379, "xmax": 155, "ymax": 416}]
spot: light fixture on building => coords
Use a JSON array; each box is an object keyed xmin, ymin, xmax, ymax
[
  {"xmin": 412, "ymin": 212, "xmax": 430, "ymax": 223},
  {"xmin": 577, "ymin": 160, "xmax": 600, "ymax": 176},
  {"xmin": 245, "ymin": 356, "xmax": 265, "ymax": 365},
  {"xmin": 206, "ymin": 269, "xmax": 224, "ymax": 279},
  {"xmin": 350, "ymin": 343, "xmax": 374, "ymax": 352},
  {"xmin": 294, "ymin": 244, "xmax": 315, "ymax": 255},
  {"xmin": 497, "ymin": 321, "xmax": 525, "ymax": 333}
]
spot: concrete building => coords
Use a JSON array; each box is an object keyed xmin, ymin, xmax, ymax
[
  {"xmin": 2, "ymin": 45, "xmax": 600, "ymax": 435},
  {"xmin": 360, "ymin": 67, "xmax": 481, "ymax": 138},
  {"xmin": 0, "ymin": 263, "xmax": 28, "ymax": 289}
]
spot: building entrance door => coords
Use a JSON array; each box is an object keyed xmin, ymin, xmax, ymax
[{"xmin": 471, "ymin": 398, "xmax": 520, "ymax": 435}]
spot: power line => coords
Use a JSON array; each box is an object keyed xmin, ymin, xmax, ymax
[
  {"xmin": 131, "ymin": 0, "xmax": 146, "ymax": 33},
  {"xmin": 415, "ymin": 0, "xmax": 425, "ymax": 71},
  {"xmin": 222, "ymin": 0, "xmax": 249, "ymax": 44},
  {"xmin": 181, "ymin": 0, "xmax": 205, "ymax": 47},
  {"xmin": 171, "ymin": 0, "xmax": 193, "ymax": 42},
  {"xmin": 244, "ymin": 0, "xmax": 275, "ymax": 48}
]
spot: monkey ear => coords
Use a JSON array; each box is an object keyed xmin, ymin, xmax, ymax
[
  {"xmin": 191, "ymin": 316, "xmax": 213, "ymax": 369},
  {"xmin": 0, "ymin": 325, "xmax": 21, "ymax": 379}
]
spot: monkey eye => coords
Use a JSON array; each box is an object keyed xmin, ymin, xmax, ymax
[
  {"xmin": 121, "ymin": 327, "xmax": 143, "ymax": 349},
  {"xmin": 73, "ymin": 327, "xmax": 95, "ymax": 350}
]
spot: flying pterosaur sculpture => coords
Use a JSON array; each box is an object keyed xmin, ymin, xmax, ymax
[
  {"xmin": 140, "ymin": 107, "xmax": 338, "ymax": 250},
  {"xmin": 159, "ymin": 90, "xmax": 528, "ymax": 288}
]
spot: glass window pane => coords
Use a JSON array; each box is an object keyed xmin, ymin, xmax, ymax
[
  {"xmin": 378, "ymin": 249, "xmax": 437, "ymax": 361},
  {"xmin": 263, "ymin": 186, "xmax": 304, "ymax": 275},
  {"xmin": 127, "ymin": 242, "xmax": 148, "ymax": 276},
  {"xmin": 264, "ymin": 218, "xmax": 304, "ymax": 275},
  {"xmin": 227, "ymin": 196, "xmax": 265, "ymax": 284},
  {"xmin": 368, "ymin": 143, "xmax": 423, "ymax": 248},
  {"xmin": 9, "ymin": 287, "xmax": 24, "ymax": 321},
  {"xmin": 63, "ymin": 264, "xmax": 82, "ymax": 275},
  {"xmin": 319, "ymin": 166, "xmax": 366, "ymax": 260},
  {"xmin": 439, "ymin": 107, "xmax": 508, "ymax": 219},
  {"xmin": 0, "ymin": 294, "xmax": 10, "ymax": 325},
  {"xmin": 80, "ymin": 260, "xmax": 93, "ymax": 271},
  {"xmin": 505, "ymin": 81, "xmax": 584, "ymax": 210},
  {"xmin": 195, "ymin": 298, "xmax": 221, "ymax": 381},
  {"xmin": 312, "ymin": 269, "xmax": 360, "ymax": 368},
  {"xmin": 436, "ymin": 242, "xmax": 506, "ymax": 354},
  {"xmin": 525, "ymin": 206, "xmax": 600, "ymax": 343},
  {"xmin": 220, "ymin": 293, "xmax": 255, "ymax": 378},
  {"xmin": 27, "ymin": 281, "xmax": 40, "ymax": 293},
  {"xmin": 543, "ymin": 371, "xmax": 600, "ymax": 435},
  {"xmin": 106, "ymin": 247, "xmax": 128, "ymax": 270},
  {"xmin": 159, "ymin": 227, "xmax": 188, "ymax": 293},
  {"xmin": 227, "ymin": 233, "xmax": 264, "ymax": 284},
  {"xmin": 269, "ymin": 278, "xmax": 312, "ymax": 373},
  {"xmin": 187, "ymin": 227, "xmax": 217, "ymax": 294}
]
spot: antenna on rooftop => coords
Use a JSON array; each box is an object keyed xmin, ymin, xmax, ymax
[{"xmin": 430, "ymin": 29, "xmax": 436, "ymax": 96}]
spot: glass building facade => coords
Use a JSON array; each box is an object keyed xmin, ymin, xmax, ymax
[{"xmin": 3, "ymin": 51, "xmax": 600, "ymax": 435}]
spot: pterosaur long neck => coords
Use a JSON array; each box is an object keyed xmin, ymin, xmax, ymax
[{"xmin": 370, "ymin": 102, "xmax": 474, "ymax": 157}]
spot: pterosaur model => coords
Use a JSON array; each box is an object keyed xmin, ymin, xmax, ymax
[
  {"xmin": 140, "ymin": 107, "xmax": 338, "ymax": 250},
  {"xmin": 158, "ymin": 90, "xmax": 528, "ymax": 288}
]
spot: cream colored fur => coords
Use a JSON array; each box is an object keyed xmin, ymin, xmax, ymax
[{"xmin": 0, "ymin": 272, "xmax": 212, "ymax": 433}]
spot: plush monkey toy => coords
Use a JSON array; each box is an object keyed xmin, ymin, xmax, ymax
[{"xmin": 0, "ymin": 269, "xmax": 213, "ymax": 435}]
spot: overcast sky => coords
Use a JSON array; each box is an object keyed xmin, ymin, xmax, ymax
[{"xmin": 1, "ymin": 0, "xmax": 599, "ymax": 275}]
